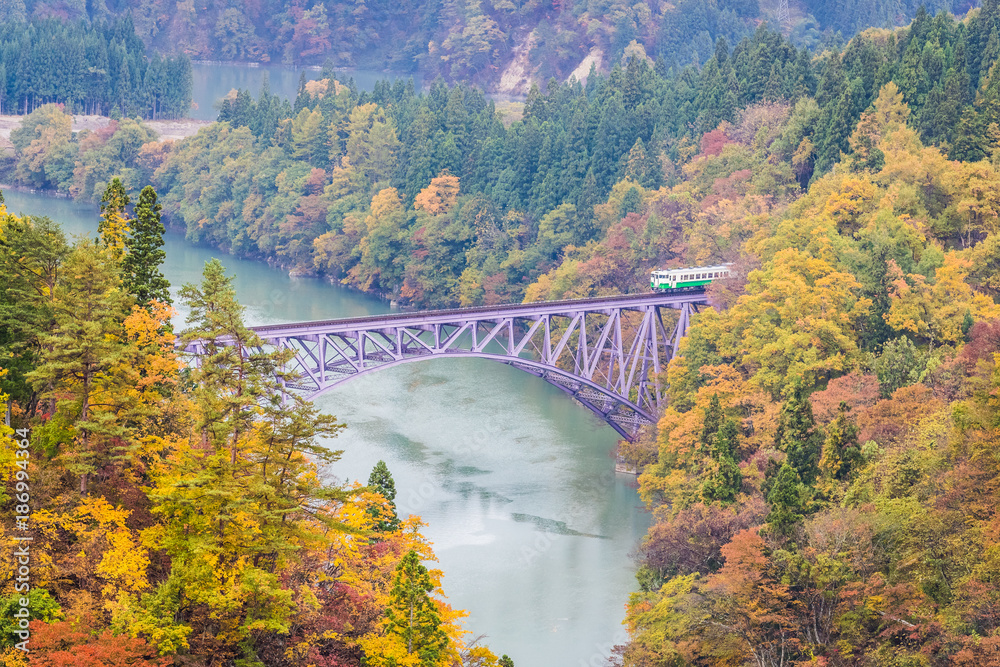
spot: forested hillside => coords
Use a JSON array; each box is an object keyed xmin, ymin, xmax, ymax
[
  {"xmin": 0, "ymin": 0, "xmax": 977, "ymax": 89},
  {"xmin": 0, "ymin": 17, "xmax": 192, "ymax": 118},
  {"xmin": 9, "ymin": 5, "xmax": 1000, "ymax": 308},
  {"xmin": 610, "ymin": 82, "xmax": 1000, "ymax": 664},
  {"xmin": 0, "ymin": 184, "xmax": 507, "ymax": 665}
]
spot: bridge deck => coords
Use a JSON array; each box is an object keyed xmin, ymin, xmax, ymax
[
  {"xmin": 185, "ymin": 289, "xmax": 709, "ymax": 441},
  {"xmin": 250, "ymin": 288, "xmax": 707, "ymax": 336}
]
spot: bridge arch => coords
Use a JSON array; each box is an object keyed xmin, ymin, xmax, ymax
[
  {"xmin": 301, "ymin": 352, "xmax": 656, "ymax": 441},
  {"xmin": 189, "ymin": 292, "xmax": 707, "ymax": 441}
]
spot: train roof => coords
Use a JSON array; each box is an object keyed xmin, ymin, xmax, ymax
[{"xmin": 652, "ymin": 264, "xmax": 732, "ymax": 275}]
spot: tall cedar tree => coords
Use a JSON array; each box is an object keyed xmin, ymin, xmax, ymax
[
  {"xmin": 765, "ymin": 462, "xmax": 804, "ymax": 537},
  {"xmin": 699, "ymin": 393, "xmax": 723, "ymax": 453},
  {"xmin": 701, "ymin": 455, "xmax": 743, "ymax": 506},
  {"xmin": 774, "ymin": 385, "xmax": 822, "ymax": 485},
  {"xmin": 368, "ymin": 459, "xmax": 402, "ymax": 531},
  {"xmin": 701, "ymin": 417, "xmax": 743, "ymax": 505},
  {"xmin": 123, "ymin": 186, "xmax": 171, "ymax": 307},
  {"xmin": 819, "ymin": 401, "xmax": 862, "ymax": 480},
  {"xmin": 386, "ymin": 549, "xmax": 449, "ymax": 661}
]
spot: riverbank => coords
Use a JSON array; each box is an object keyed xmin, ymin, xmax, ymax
[{"xmin": 0, "ymin": 114, "xmax": 212, "ymax": 144}]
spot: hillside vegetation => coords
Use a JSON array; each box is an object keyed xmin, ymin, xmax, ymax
[
  {"xmin": 0, "ymin": 0, "xmax": 977, "ymax": 88},
  {"xmin": 0, "ymin": 17, "xmax": 192, "ymax": 118},
  {"xmin": 9, "ymin": 6, "xmax": 1000, "ymax": 308},
  {"xmin": 613, "ymin": 84, "xmax": 1000, "ymax": 664}
]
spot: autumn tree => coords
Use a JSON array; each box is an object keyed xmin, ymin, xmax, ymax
[
  {"xmin": 98, "ymin": 178, "xmax": 131, "ymax": 263},
  {"xmin": 700, "ymin": 528, "xmax": 801, "ymax": 665},
  {"xmin": 26, "ymin": 239, "xmax": 130, "ymax": 494},
  {"xmin": 414, "ymin": 173, "xmax": 461, "ymax": 215},
  {"xmin": 27, "ymin": 616, "xmax": 169, "ymax": 667},
  {"xmin": 139, "ymin": 259, "xmax": 348, "ymax": 656}
]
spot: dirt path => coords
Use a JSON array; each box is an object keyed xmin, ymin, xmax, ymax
[{"xmin": 0, "ymin": 114, "xmax": 213, "ymax": 142}]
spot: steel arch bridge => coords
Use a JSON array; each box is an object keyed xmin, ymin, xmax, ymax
[{"xmin": 185, "ymin": 291, "xmax": 707, "ymax": 440}]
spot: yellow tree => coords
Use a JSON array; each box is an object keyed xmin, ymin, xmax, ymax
[
  {"xmin": 290, "ymin": 107, "xmax": 325, "ymax": 164},
  {"xmin": 414, "ymin": 173, "xmax": 461, "ymax": 215},
  {"xmin": 711, "ymin": 249, "xmax": 871, "ymax": 395},
  {"xmin": 132, "ymin": 260, "xmax": 349, "ymax": 657},
  {"xmin": 886, "ymin": 253, "xmax": 1000, "ymax": 344},
  {"xmin": 951, "ymin": 161, "xmax": 1000, "ymax": 247},
  {"xmin": 352, "ymin": 187, "xmax": 411, "ymax": 292},
  {"xmin": 847, "ymin": 81, "xmax": 910, "ymax": 172},
  {"xmin": 98, "ymin": 178, "xmax": 131, "ymax": 264}
]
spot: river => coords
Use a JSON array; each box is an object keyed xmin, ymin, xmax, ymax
[
  {"xmin": 3, "ymin": 189, "xmax": 649, "ymax": 666},
  {"xmin": 189, "ymin": 62, "xmax": 423, "ymax": 120}
]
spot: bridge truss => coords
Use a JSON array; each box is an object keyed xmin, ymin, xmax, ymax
[{"xmin": 203, "ymin": 292, "xmax": 708, "ymax": 441}]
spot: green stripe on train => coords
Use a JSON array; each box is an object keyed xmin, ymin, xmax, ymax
[{"xmin": 651, "ymin": 279, "xmax": 713, "ymax": 289}]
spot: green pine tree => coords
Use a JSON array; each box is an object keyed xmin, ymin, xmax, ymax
[
  {"xmin": 123, "ymin": 185, "xmax": 171, "ymax": 307},
  {"xmin": 386, "ymin": 549, "xmax": 449, "ymax": 662},
  {"xmin": 701, "ymin": 454, "xmax": 742, "ymax": 506},
  {"xmin": 367, "ymin": 459, "xmax": 401, "ymax": 532},
  {"xmin": 178, "ymin": 259, "xmax": 290, "ymax": 464},
  {"xmin": 819, "ymin": 402, "xmax": 862, "ymax": 481},
  {"xmin": 775, "ymin": 385, "xmax": 822, "ymax": 485},
  {"xmin": 26, "ymin": 239, "xmax": 130, "ymax": 494},
  {"xmin": 712, "ymin": 418, "xmax": 740, "ymax": 460},
  {"xmin": 699, "ymin": 393, "xmax": 723, "ymax": 452},
  {"xmin": 765, "ymin": 463, "xmax": 804, "ymax": 537}
]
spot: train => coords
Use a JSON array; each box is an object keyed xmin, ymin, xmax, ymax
[{"xmin": 650, "ymin": 264, "xmax": 732, "ymax": 291}]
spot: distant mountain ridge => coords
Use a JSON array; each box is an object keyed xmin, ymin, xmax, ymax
[{"xmin": 0, "ymin": 0, "xmax": 980, "ymax": 90}]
